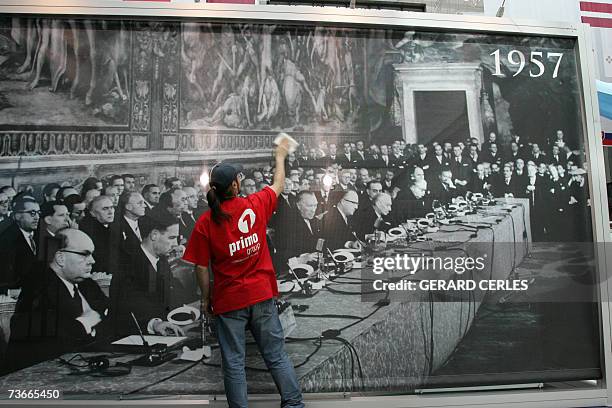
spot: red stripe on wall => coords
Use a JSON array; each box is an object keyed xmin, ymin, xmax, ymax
[
  {"xmin": 581, "ymin": 16, "xmax": 612, "ymax": 27},
  {"xmin": 580, "ymin": 1, "xmax": 612, "ymax": 13}
]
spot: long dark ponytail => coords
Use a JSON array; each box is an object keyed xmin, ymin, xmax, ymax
[{"xmin": 207, "ymin": 182, "xmax": 231, "ymax": 224}]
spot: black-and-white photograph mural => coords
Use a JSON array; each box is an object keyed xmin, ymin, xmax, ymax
[
  {"xmin": 180, "ymin": 24, "xmax": 364, "ymax": 132},
  {"xmin": 0, "ymin": 16, "xmax": 601, "ymax": 398},
  {"xmin": 0, "ymin": 19, "xmax": 132, "ymax": 127}
]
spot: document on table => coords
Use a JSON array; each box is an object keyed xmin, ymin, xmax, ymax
[{"xmin": 111, "ymin": 335, "xmax": 187, "ymax": 347}]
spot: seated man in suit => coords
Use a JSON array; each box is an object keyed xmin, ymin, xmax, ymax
[
  {"xmin": 154, "ymin": 188, "xmax": 189, "ymax": 244},
  {"xmin": 37, "ymin": 201, "xmax": 71, "ymax": 264},
  {"xmin": 122, "ymin": 174, "xmax": 137, "ymax": 193},
  {"xmin": 393, "ymin": 167, "xmax": 432, "ymax": 220},
  {"xmin": 114, "ymin": 192, "xmax": 146, "ymax": 256},
  {"xmin": 6, "ymin": 228, "xmax": 109, "ymax": 372},
  {"xmin": 357, "ymin": 181, "xmax": 383, "ymax": 214},
  {"xmin": 0, "ymin": 196, "xmax": 40, "ymax": 291},
  {"xmin": 110, "ymin": 212, "xmax": 187, "ymax": 338},
  {"xmin": 529, "ymin": 143, "xmax": 548, "ymax": 164},
  {"xmin": 0, "ymin": 191, "xmax": 11, "ymax": 235},
  {"xmin": 354, "ymin": 192, "xmax": 394, "ymax": 240},
  {"xmin": 273, "ymin": 191, "xmax": 321, "ymax": 268},
  {"xmin": 181, "ymin": 186, "xmax": 201, "ymax": 239},
  {"xmin": 79, "ymin": 195, "xmax": 115, "ymax": 273},
  {"xmin": 450, "ymin": 145, "xmax": 471, "ymax": 193},
  {"xmin": 429, "ymin": 169, "xmax": 459, "ymax": 204},
  {"xmin": 492, "ymin": 164, "xmax": 518, "ymax": 198},
  {"xmin": 549, "ymin": 145, "xmax": 567, "ymax": 168},
  {"xmin": 505, "ymin": 141, "xmax": 523, "ymax": 163},
  {"xmin": 469, "ymin": 163, "xmax": 491, "ymax": 195},
  {"xmin": 142, "ymin": 184, "xmax": 161, "ymax": 214},
  {"xmin": 321, "ymin": 190, "xmax": 360, "ymax": 251},
  {"xmin": 63, "ymin": 194, "xmax": 87, "ymax": 229}
]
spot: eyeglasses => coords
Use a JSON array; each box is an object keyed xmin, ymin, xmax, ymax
[
  {"xmin": 59, "ymin": 249, "xmax": 94, "ymax": 258},
  {"xmin": 16, "ymin": 210, "xmax": 41, "ymax": 217},
  {"xmin": 343, "ymin": 198, "xmax": 359, "ymax": 205},
  {"xmin": 0, "ymin": 199, "xmax": 9, "ymax": 206}
]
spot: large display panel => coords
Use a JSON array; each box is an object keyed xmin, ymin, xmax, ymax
[{"xmin": 0, "ymin": 8, "xmax": 607, "ymax": 403}]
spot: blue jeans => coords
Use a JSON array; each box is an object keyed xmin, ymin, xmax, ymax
[{"xmin": 216, "ymin": 298, "xmax": 304, "ymax": 408}]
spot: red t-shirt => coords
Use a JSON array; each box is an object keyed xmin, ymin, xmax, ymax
[{"xmin": 183, "ymin": 186, "xmax": 279, "ymax": 314}]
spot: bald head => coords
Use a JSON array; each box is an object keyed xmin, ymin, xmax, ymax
[{"xmin": 53, "ymin": 228, "xmax": 95, "ymax": 283}]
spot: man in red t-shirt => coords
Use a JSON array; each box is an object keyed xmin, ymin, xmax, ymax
[{"xmin": 183, "ymin": 136, "xmax": 304, "ymax": 408}]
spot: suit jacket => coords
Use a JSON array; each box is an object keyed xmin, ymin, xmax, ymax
[
  {"xmin": 482, "ymin": 152, "xmax": 503, "ymax": 166},
  {"xmin": 0, "ymin": 216, "xmax": 11, "ymax": 235},
  {"xmin": 393, "ymin": 187, "xmax": 431, "ymax": 220},
  {"xmin": 529, "ymin": 152, "xmax": 548, "ymax": 164},
  {"xmin": 110, "ymin": 247, "xmax": 188, "ymax": 337},
  {"xmin": 7, "ymin": 267, "xmax": 109, "ymax": 371},
  {"xmin": 274, "ymin": 212, "xmax": 321, "ymax": 262},
  {"xmin": 144, "ymin": 201, "xmax": 155, "ymax": 215},
  {"xmin": 492, "ymin": 176, "xmax": 519, "ymax": 197},
  {"xmin": 548, "ymin": 153, "xmax": 567, "ymax": 167},
  {"xmin": 111, "ymin": 216, "xmax": 142, "ymax": 256},
  {"xmin": 520, "ymin": 175, "xmax": 546, "ymax": 206},
  {"xmin": 467, "ymin": 154, "xmax": 481, "ymax": 169},
  {"xmin": 390, "ymin": 154, "xmax": 407, "ymax": 169},
  {"xmin": 505, "ymin": 151, "xmax": 524, "ymax": 164},
  {"xmin": 338, "ymin": 153, "xmax": 357, "ymax": 168},
  {"xmin": 314, "ymin": 190, "xmax": 341, "ymax": 216},
  {"xmin": 0, "ymin": 222, "xmax": 40, "ymax": 290},
  {"xmin": 322, "ymin": 155, "xmax": 339, "ymax": 167},
  {"xmin": 412, "ymin": 154, "xmax": 430, "ymax": 171},
  {"xmin": 270, "ymin": 194, "xmax": 295, "ymax": 232},
  {"xmin": 321, "ymin": 207, "xmax": 356, "ymax": 251},
  {"xmin": 469, "ymin": 176, "xmax": 490, "ymax": 195},
  {"xmin": 450, "ymin": 158, "xmax": 472, "ymax": 184},
  {"xmin": 354, "ymin": 151, "xmax": 368, "ymax": 165},
  {"xmin": 180, "ymin": 211, "xmax": 198, "ymax": 241},
  {"xmin": 427, "ymin": 155, "xmax": 451, "ymax": 175},
  {"xmin": 79, "ymin": 215, "xmax": 113, "ymax": 273},
  {"xmin": 36, "ymin": 227, "xmax": 61, "ymax": 265},
  {"xmin": 353, "ymin": 204, "xmax": 392, "ymax": 240},
  {"xmin": 379, "ymin": 155, "xmax": 392, "ymax": 168},
  {"xmin": 429, "ymin": 180, "xmax": 458, "ymax": 204}
]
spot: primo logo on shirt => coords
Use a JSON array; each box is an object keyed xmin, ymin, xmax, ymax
[{"xmin": 229, "ymin": 209, "xmax": 260, "ymax": 257}]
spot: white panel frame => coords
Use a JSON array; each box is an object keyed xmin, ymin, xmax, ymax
[{"xmin": 0, "ymin": 2, "xmax": 610, "ymax": 407}]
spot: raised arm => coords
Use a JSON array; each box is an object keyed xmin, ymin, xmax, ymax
[{"xmin": 270, "ymin": 135, "xmax": 291, "ymax": 197}]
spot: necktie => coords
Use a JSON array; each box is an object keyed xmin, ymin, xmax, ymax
[
  {"xmin": 28, "ymin": 234, "xmax": 37, "ymax": 255},
  {"xmin": 72, "ymin": 284, "xmax": 83, "ymax": 315},
  {"xmin": 135, "ymin": 225, "xmax": 142, "ymax": 241},
  {"xmin": 304, "ymin": 219, "xmax": 313, "ymax": 234}
]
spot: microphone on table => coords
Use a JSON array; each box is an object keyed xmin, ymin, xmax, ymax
[
  {"xmin": 315, "ymin": 238, "xmax": 325, "ymax": 279},
  {"xmin": 130, "ymin": 312, "xmax": 149, "ymax": 348}
]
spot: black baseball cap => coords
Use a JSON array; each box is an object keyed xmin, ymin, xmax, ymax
[{"xmin": 210, "ymin": 162, "xmax": 244, "ymax": 189}]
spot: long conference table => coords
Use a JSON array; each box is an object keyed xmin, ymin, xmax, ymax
[{"xmin": 0, "ymin": 199, "xmax": 531, "ymax": 397}]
